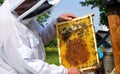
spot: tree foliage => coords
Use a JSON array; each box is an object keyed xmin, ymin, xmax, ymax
[
  {"xmin": 80, "ymin": 0, "xmax": 108, "ymax": 26},
  {"xmin": 36, "ymin": 12, "xmax": 51, "ymax": 27},
  {"xmin": 0, "ymin": 0, "xmax": 4, "ymax": 4}
]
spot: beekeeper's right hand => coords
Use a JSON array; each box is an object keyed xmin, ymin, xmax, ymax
[{"xmin": 67, "ymin": 68, "xmax": 83, "ymax": 74}]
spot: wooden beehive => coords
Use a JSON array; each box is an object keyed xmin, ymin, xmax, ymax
[
  {"xmin": 56, "ymin": 14, "xmax": 100, "ymax": 71},
  {"xmin": 105, "ymin": 0, "xmax": 120, "ymax": 73}
]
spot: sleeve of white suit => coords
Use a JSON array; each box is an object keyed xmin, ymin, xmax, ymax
[
  {"xmin": 31, "ymin": 19, "xmax": 57, "ymax": 45},
  {"xmin": 3, "ymin": 35, "xmax": 67, "ymax": 74},
  {"xmin": 16, "ymin": 41, "xmax": 68, "ymax": 74},
  {"xmin": 26, "ymin": 59, "xmax": 67, "ymax": 74}
]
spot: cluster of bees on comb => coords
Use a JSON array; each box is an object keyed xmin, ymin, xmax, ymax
[
  {"xmin": 57, "ymin": 17, "xmax": 99, "ymax": 70},
  {"xmin": 61, "ymin": 21, "xmax": 91, "ymax": 66}
]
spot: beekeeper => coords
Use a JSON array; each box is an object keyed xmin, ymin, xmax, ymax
[{"xmin": 0, "ymin": 0, "xmax": 82, "ymax": 74}]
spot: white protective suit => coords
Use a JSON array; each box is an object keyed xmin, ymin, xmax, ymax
[{"xmin": 0, "ymin": 0, "xmax": 67, "ymax": 74}]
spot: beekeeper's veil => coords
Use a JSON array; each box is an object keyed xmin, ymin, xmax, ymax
[{"xmin": 8, "ymin": 0, "xmax": 60, "ymax": 20}]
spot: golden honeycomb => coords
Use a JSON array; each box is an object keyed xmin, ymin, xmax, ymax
[{"xmin": 56, "ymin": 14, "xmax": 100, "ymax": 71}]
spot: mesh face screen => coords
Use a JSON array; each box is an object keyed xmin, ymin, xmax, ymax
[
  {"xmin": 14, "ymin": 0, "xmax": 40, "ymax": 15},
  {"xmin": 13, "ymin": 0, "xmax": 53, "ymax": 19},
  {"xmin": 23, "ymin": 1, "xmax": 52, "ymax": 19}
]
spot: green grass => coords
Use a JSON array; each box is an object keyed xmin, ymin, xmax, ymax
[{"xmin": 45, "ymin": 47, "xmax": 60, "ymax": 65}]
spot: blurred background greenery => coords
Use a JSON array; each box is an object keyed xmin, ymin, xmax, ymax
[{"xmin": 45, "ymin": 47, "xmax": 59, "ymax": 65}]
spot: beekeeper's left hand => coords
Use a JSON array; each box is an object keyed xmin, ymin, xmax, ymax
[{"xmin": 57, "ymin": 13, "xmax": 77, "ymax": 22}]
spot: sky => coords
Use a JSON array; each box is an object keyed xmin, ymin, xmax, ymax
[{"xmin": 47, "ymin": 0, "xmax": 102, "ymax": 32}]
